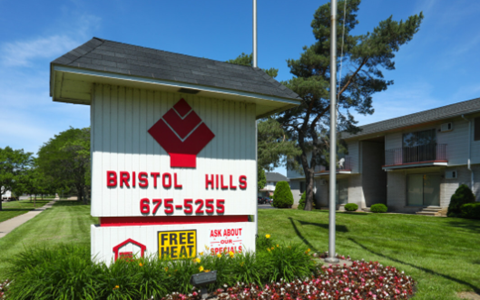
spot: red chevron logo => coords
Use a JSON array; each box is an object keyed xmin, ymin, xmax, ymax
[{"xmin": 148, "ymin": 99, "xmax": 215, "ymax": 168}]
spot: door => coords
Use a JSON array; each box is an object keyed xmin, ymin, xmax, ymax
[
  {"xmin": 336, "ymin": 179, "xmax": 348, "ymax": 205},
  {"xmin": 407, "ymin": 173, "xmax": 440, "ymax": 206},
  {"xmin": 423, "ymin": 174, "xmax": 440, "ymax": 206}
]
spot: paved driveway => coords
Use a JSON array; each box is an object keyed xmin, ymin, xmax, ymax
[{"xmin": 258, "ymin": 203, "xmax": 276, "ymax": 209}]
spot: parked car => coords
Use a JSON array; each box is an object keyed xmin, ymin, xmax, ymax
[
  {"xmin": 257, "ymin": 197, "xmax": 266, "ymax": 204},
  {"xmin": 264, "ymin": 197, "xmax": 272, "ymax": 205}
]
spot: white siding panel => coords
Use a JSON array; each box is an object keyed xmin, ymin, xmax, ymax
[
  {"xmin": 385, "ymin": 132, "xmax": 402, "ymax": 150},
  {"xmin": 91, "ymin": 84, "xmax": 257, "ymax": 217},
  {"xmin": 347, "ymin": 141, "xmax": 359, "ymax": 173}
]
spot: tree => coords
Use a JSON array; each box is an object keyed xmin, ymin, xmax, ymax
[
  {"xmin": 257, "ymin": 166, "xmax": 266, "ymax": 192},
  {"xmin": 0, "ymin": 147, "xmax": 33, "ymax": 210},
  {"xmin": 227, "ymin": 54, "xmax": 302, "ymax": 187},
  {"xmin": 14, "ymin": 158, "xmax": 55, "ymax": 207},
  {"xmin": 278, "ymin": 0, "xmax": 423, "ymax": 210},
  {"xmin": 37, "ymin": 127, "xmax": 91, "ymax": 204}
]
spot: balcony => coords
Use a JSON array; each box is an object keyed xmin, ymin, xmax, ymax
[
  {"xmin": 384, "ymin": 144, "xmax": 447, "ymax": 169},
  {"xmin": 315, "ymin": 156, "xmax": 352, "ymax": 173}
]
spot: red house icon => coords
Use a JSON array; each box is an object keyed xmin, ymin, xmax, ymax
[{"xmin": 112, "ymin": 238, "xmax": 146, "ymax": 261}]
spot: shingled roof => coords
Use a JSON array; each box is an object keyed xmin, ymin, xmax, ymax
[
  {"xmin": 343, "ymin": 97, "xmax": 480, "ymax": 139},
  {"xmin": 51, "ymin": 37, "xmax": 300, "ymax": 101}
]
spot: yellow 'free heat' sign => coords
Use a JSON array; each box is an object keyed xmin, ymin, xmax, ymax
[{"xmin": 158, "ymin": 230, "xmax": 197, "ymax": 259}]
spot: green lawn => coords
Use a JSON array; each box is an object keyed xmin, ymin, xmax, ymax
[
  {"xmin": 259, "ymin": 209, "xmax": 480, "ymax": 300},
  {"xmin": 0, "ymin": 201, "xmax": 97, "ymax": 278},
  {"xmin": 0, "ymin": 202, "xmax": 478, "ymax": 299},
  {"xmin": 0, "ymin": 199, "xmax": 51, "ymax": 223}
]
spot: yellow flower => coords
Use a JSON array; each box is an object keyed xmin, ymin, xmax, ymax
[
  {"xmin": 271, "ymin": 247, "xmax": 275, "ymax": 250},
  {"xmin": 193, "ymin": 258, "xmax": 201, "ymax": 263},
  {"xmin": 267, "ymin": 248, "xmax": 271, "ymax": 252},
  {"xmin": 199, "ymin": 266, "xmax": 204, "ymax": 272},
  {"xmin": 204, "ymin": 269, "xmax": 210, "ymax": 273},
  {"xmin": 200, "ymin": 252, "xmax": 204, "ymax": 256},
  {"xmin": 205, "ymin": 245, "xmax": 210, "ymax": 250},
  {"xmin": 265, "ymin": 234, "xmax": 271, "ymax": 239},
  {"xmin": 139, "ymin": 262, "xmax": 143, "ymax": 267},
  {"xmin": 217, "ymin": 253, "xmax": 222, "ymax": 258},
  {"xmin": 114, "ymin": 285, "xmax": 119, "ymax": 289},
  {"xmin": 276, "ymin": 244, "xmax": 279, "ymax": 248},
  {"xmin": 165, "ymin": 267, "xmax": 168, "ymax": 272},
  {"xmin": 228, "ymin": 251, "xmax": 234, "ymax": 258}
]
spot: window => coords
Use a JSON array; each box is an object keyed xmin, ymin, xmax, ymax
[
  {"xmin": 402, "ymin": 129, "xmax": 436, "ymax": 163},
  {"xmin": 300, "ymin": 181, "xmax": 305, "ymax": 193},
  {"xmin": 475, "ymin": 117, "xmax": 480, "ymax": 141}
]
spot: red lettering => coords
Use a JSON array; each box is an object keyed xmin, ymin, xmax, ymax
[
  {"xmin": 229, "ymin": 175, "xmax": 237, "ymax": 189},
  {"xmin": 150, "ymin": 172, "xmax": 160, "ymax": 188},
  {"xmin": 140, "ymin": 198, "xmax": 150, "ymax": 214},
  {"xmin": 107, "ymin": 171, "xmax": 117, "ymax": 187},
  {"xmin": 216, "ymin": 199, "xmax": 225, "ymax": 214},
  {"xmin": 216, "ymin": 174, "xmax": 219, "ymax": 189},
  {"xmin": 220, "ymin": 175, "xmax": 228, "ymax": 189},
  {"xmin": 162, "ymin": 173, "xmax": 172, "ymax": 188},
  {"xmin": 164, "ymin": 198, "xmax": 174, "ymax": 214},
  {"xmin": 138, "ymin": 172, "xmax": 148, "ymax": 187},
  {"xmin": 120, "ymin": 171, "xmax": 130, "ymax": 188},
  {"xmin": 239, "ymin": 175, "xmax": 247, "ymax": 189},
  {"xmin": 195, "ymin": 199, "xmax": 204, "ymax": 214},
  {"xmin": 205, "ymin": 199, "xmax": 214, "ymax": 214},
  {"xmin": 184, "ymin": 199, "xmax": 193, "ymax": 214},
  {"xmin": 174, "ymin": 173, "xmax": 182, "ymax": 188},
  {"xmin": 205, "ymin": 174, "xmax": 214, "ymax": 189},
  {"xmin": 132, "ymin": 171, "xmax": 136, "ymax": 187}
]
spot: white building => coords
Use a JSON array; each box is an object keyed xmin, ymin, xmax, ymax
[
  {"xmin": 288, "ymin": 97, "xmax": 480, "ymax": 215},
  {"xmin": 259, "ymin": 172, "xmax": 289, "ymax": 198}
]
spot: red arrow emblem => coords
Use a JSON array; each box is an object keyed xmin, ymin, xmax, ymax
[{"xmin": 148, "ymin": 99, "xmax": 215, "ymax": 168}]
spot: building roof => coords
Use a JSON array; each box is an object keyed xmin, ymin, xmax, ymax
[
  {"xmin": 343, "ymin": 97, "xmax": 480, "ymax": 139},
  {"xmin": 265, "ymin": 172, "xmax": 289, "ymax": 182},
  {"xmin": 51, "ymin": 37, "xmax": 300, "ymax": 101}
]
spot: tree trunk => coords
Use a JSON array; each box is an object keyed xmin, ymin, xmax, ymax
[
  {"xmin": 304, "ymin": 169, "xmax": 315, "ymax": 211},
  {"xmin": 0, "ymin": 200, "xmax": 3, "ymax": 211}
]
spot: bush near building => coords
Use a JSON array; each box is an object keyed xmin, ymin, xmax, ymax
[
  {"xmin": 272, "ymin": 181, "xmax": 294, "ymax": 208},
  {"xmin": 370, "ymin": 204, "xmax": 388, "ymax": 213},
  {"xmin": 460, "ymin": 203, "xmax": 480, "ymax": 219},
  {"xmin": 344, "ymin": 203, "xmax": 358, "ymax": 211},
  {"xmin": 447, "ymin": 184, "xmax": 475, "ymax": 217}
]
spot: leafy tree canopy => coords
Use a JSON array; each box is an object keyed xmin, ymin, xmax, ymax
[
  {"xmin": 278, "ymin": 0, "xmax": 423, "ymax": 210},
  {"xmin": 0, "ymin": 146, "xmax": 33, "ymax": 210},
  {"xmin": 37, "ymin": 127, "xmax": 91, "ymax": 204}
]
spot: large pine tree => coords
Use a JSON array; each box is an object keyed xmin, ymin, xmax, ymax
[{"xmin": 278, "ymin": 0, "xmax": 424, "ymax": 210}]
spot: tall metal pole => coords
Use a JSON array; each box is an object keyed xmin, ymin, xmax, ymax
[
  {"xmin": 325, "ymin": 0, "xmax": 339, "ymax": 264},
  {"xmin": 253, "ymin": 0, "xmax": 258, "ymax": 68}
]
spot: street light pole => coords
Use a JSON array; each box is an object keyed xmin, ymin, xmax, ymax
[
  {"xmin": 325, "ymin": 0, "xmax": 339, "ymax": 264},
  {"xmin": 253, "ymin": 0, "xmax": 258, "ymax": 68}
]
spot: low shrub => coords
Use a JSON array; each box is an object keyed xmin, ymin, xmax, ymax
[
  {"xmin": 344, "ymin": 203, "xmax": 358, "ymax": 211},
  {"xmin": 370, "ymin": 203, "xmax": 388, "ymax": 213},
  {"xmin": 460, "ymin": 202, "xmax": 480, "ymax": 219},
  {"xmin": 448, "ymin": 184, "xmax": 475, "ymax": 217},
  {"xmin": 297, "ymin": 192, "xmax": 316, "ymax": 210},
  {"xmin": 5, "ymin": 237, "xmax": 316, "ymax": 299},
  {"xmin": 272, "ymin": 181, "xmax": 294, "ymax": 208}
]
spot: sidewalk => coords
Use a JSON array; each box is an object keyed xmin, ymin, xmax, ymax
[{"xmin": 0, "ymin": 200, "xmax": 57, "ymax": 239}]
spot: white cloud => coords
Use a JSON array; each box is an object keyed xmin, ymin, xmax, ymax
[
  {"xmin": 0, "ymin": 14, "xmax": 100, "ymax": 67},
  {"xmin": 1, "ymin": 35, "xmax": 79, "ymax": 67}
]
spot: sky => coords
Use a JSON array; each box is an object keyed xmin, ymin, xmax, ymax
[{"xmin": 1, "ymin": 0, "xmax": 480, "ymax": 176}]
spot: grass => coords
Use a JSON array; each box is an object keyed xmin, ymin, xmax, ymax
[
  {"xmin": 259, "ymin": 209, "xmax": 480, "ymax": 300},
  {"xmin": 0, "ymin": 199, "xmax": 51, "ymax": 223},
  {"xmin": 0, "ymin": 201, "xmax": 97, "ymax": 278},
  {"xmin": 0, "ymin": 202, "xmax": 478, "ymax": 299}
]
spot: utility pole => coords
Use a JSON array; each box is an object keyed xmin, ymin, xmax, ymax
[
  {"xmin": 325, "ymin": 0, "xmax": 339, "ymax": 264},
  {"xmin": 253, "ymin": 0, "xmax": 258, "ymax": 68}
]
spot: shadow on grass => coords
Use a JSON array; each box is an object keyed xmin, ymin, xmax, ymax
[
  {"xmin": 288, "ymin": 218, "xmax": 349, "ymax": 253},
  {"xmin": 0, "ymin": 209, "xmax": 32, "ymax": 212},
  {"xmin": 348, "ymin": 237, "xmax": 480, "ymax": 293},
  {"xmin": 446, "ymin": 220, "xmax": 480, "ymax": 234}
]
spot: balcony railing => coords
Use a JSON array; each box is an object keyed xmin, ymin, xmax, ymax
[
  {"xmin": 315, "ymin": 156, "xmax": 352, "ymax": 173},
  {"xmin": 385, "ymin": 144, "xmax": 447, "ymax": 166}
]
